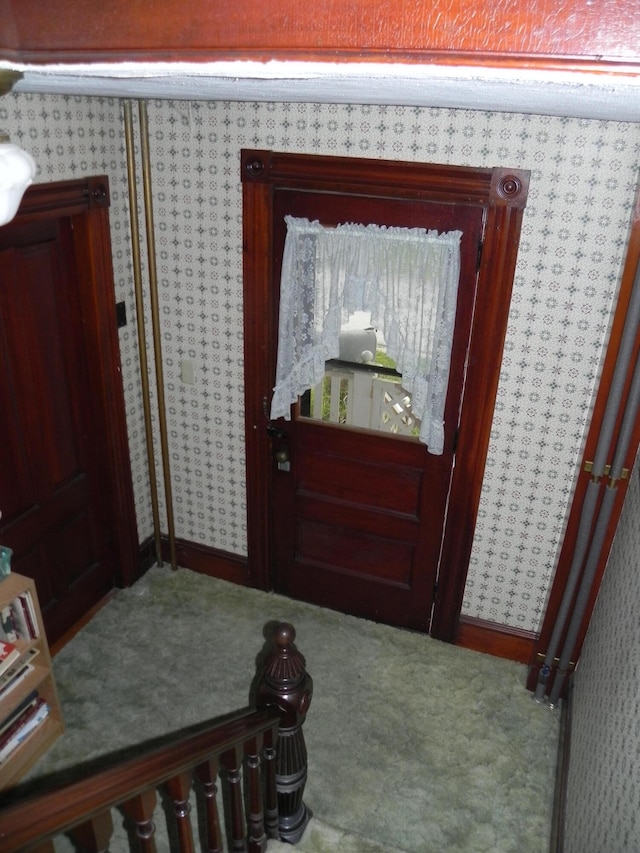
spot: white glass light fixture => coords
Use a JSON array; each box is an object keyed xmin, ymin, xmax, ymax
[
  {"xmin": 0, "ymin": 70, "xmax": 36, "ymax": 227},
  {"xmin": 0, "ymin": 131, "xmax": 36, "ymax": 226}
]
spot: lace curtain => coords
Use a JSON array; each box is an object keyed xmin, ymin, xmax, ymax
[{"xmin": 271, "ymin": 216, "xmax": 462, "ymax": 454}]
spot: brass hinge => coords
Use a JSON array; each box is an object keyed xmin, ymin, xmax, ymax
[
  {"xmin": 476, "ymin": 240, "xmax": 483, "ymax": 273},
  {"xmin": 583, "ymin": 461, "xmax": 629, "ymax": 479},
  {"xmin": 536, "ymin": 652, "xmax": 576, "ymax": 670}
]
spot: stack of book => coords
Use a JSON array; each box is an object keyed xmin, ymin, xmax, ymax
[
  {"xmin": 0, "ymin": 588, "xmax": 49, "ymax": 766},
  {"xmin": 0, "ymin": 691, "xmax": 50, "ymax": 765},
  {"xmin": 1, "ymin": 589, "xmax": 40, "ymax": 644},
  {"xmin": 0, "ymin": 647, "xmax": 40, "ymax": 703}
]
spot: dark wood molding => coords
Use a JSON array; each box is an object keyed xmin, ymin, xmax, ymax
[
  {"xmin": 456, "ymin": 616, "xmax": 537, "ymax": 664},
  {"xmin": 160, "ymin": 537, "xmax": 249, "ymax": 587},
  {"xmin": 7, "ymin": 177, "xmax": 139, "ymax": 593},
  {"xmin": 15, "ymin": 176, "xmax": 111, "ymax": 220},
  {"xmin": 1, "ymin": 0, "xmax": 638, "ymax": 72},
  {"xmin": 430, "ymin": 169, "xmax": 529, "ymax": 642},
  {"xmin": 242, "ymin": 150, "xmax": 528, "ymax": 641},
  {"xmin": 138, "ymin": 535, "xmax": 159, "ymax": 576},
  {"xmin": 528, "ymin": 181, "xmax": 640, "ymax": 690},
  {"xmin": 66, "ymin": 183, "xmax": 140, "ymax": 590},
  {"xmin": 241, "ymin": 174, "xmax": 273, "ymax": 592}
]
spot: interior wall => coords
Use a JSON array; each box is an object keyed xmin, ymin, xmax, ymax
[
  {"xmin": 0, "ymin": 94, "xmax": 154, "ymax": 542},
  {"xmin": 3, "ymin": 91, "xmax": 638, "ymax": 633},
  {"xmin": 563, "ymin": 454, "xmax": 640, "ymax": 852}
]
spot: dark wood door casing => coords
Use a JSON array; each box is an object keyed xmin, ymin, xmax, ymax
[
  {"xmin": 242, "ymin": 151, "xmax": 529, "ymax": 642},
  {"xmin": 0, "ymin": 177, "xmax": 139, "ymax": 641}
]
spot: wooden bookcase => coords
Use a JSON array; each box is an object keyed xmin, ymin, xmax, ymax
[{"xmin": 0, "ymin": 573, "xmax": 64, "ymax": 792}]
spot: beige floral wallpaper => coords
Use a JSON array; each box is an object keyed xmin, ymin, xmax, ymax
[{"xmin": 2, "ymin": 92, "xmax": 639, "ymax": 636}]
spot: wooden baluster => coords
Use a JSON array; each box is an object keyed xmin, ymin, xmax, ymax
[
  {"xmin": 165, "ymin": 770, "xmax": 196, "ymax": 853},
  {"xmin": 257, "ymin": 622, "xmax": 313, "ymax": 844},
  {"xmin": 221, "ymin": 745, "xmax": 247, "ymax": 853},
  {"xmin": 70, "ymin": 809, "xmax": 114, "ymax": 853},
  {"xmin": 122, "ymin": 789, "xmax": 158, "ymax": 853},
  {"xmin": 245, "ymin": 734, "xmax": 267, "ymax": 853},
  {"xmin": 262, "ymin": 722, "xmax": 280, "ymax": 838},
  {"xmin": 194, "ymin": 756, "xmax": 224, "ymax": 853}
]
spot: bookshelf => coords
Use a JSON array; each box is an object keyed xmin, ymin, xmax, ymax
[{"xmin": 0, "ymin": 573, "xmax": 64, "ymax": 792}]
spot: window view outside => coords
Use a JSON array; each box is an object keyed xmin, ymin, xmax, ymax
[{"xmin": 301, "ymin": 312, "xmax": 421, "ymax": 438}]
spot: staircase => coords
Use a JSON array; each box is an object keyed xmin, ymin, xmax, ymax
[{"xmin": 0, "ymin": 624, "xmax": 312, "ymax": 853}]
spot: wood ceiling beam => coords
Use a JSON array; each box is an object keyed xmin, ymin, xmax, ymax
[{"xmin": 1, "ymin": 0, "xmax": 639, "ymax": 74}]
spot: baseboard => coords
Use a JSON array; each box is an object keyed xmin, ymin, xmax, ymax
[
  {"xmin": 455, "ymin": 615, "xmax": 537, "ymax": 664},
  {"xmin": 136, "ymin": 546, "xmax": 536, "ymax": 665},
  {"xmin": 138, "ymin": 535, "xmax": 158, "ymax": 575},
  {"xmin": 549, "ymin": 675, "xmax": 572, "ymax": 853},
  {"xmin": 159, "ymin": 536, "xmax": 250, "ymax": 586}
]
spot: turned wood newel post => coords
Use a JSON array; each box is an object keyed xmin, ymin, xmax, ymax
[{"xmin": 257, "ymin": 622, "xmax": 313, "ymax": 844}]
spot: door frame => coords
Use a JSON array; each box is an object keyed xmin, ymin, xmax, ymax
[
  {"xmin": 241, "ymin": 150, "xmax": 529, "ymax": 641},
  {"xmin": 4, "ymin": 176, "xmax": 139, "ymax": 588}
]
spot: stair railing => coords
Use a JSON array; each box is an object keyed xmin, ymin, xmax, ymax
[{"xmin": 0, "ymin": 621, "xmax": 312, "ymax": 853}]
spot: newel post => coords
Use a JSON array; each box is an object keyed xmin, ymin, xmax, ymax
[{"xmin": 257, "ymin": 623, "xmax": 313, "ymax": 844}]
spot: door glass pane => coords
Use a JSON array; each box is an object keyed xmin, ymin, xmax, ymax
[{"xmin": 299, "ymin": 312, "xmax": 421, "ymax": 438}]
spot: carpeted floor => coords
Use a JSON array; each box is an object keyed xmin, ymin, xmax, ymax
[{"xmin": 22, "ymin": 565, "xmax": 559, "ymax": 852}]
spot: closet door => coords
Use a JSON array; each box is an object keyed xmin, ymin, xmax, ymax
[{"xmin": 0, "ymin": 178, "xmax": 137, "ymax": 644}]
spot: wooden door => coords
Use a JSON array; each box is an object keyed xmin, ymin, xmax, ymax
[
  {"xmin": 0, "ymin": 178, "xmax": 138, "ymax": 644},
  {"xmin": 242, "ymin": 151, "xmax": 529, "ymax": 640},
  {"xmin": 269, "ymin": 190, "xmax": 484, "ymax": 630}
]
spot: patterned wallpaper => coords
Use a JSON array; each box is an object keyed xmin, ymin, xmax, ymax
[
  {"xmin": 2, "ymin": 92, "xmax": 639, "ymax": 633},
  {"xmin": 564, "ymin": 456, "xmax": 640, "ymax": 852}
]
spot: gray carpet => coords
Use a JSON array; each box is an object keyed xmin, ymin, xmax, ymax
[{"xmin": 24, "ymin": 565, "xmax": 559, "ymax": 852}]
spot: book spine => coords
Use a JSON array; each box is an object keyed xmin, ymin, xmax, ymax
[
  {"xmin": 0, "ymin": 607, "xmax": 17, "ymax": 643},
  {"xmin": 9, "ymin": 599, "xmax": 30, "ymax": 641},
  {"xmin": 0, "ymin": 663, "xmax": 34, "ymax": 701},
  {"xmin": 0, "ymin": 698, "xmax": 49, "ymax": 764},
  {"xmin": 0, "ymin": 691, "xmax": 39, "ymax": 738},
  {"xmin": 0, "ymin": 641, "xmax": 20, "ymax": 678},
  {"xmin": 18, "ymin": 593, "xmax": 39, "ymax": 640}
]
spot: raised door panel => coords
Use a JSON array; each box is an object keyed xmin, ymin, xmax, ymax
[{"xmin": 0, "ymin": 213, "xmax": 115, "ymax": 641}]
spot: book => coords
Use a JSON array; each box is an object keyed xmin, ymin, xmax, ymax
[
  {"xmin": 0, "ymin": 647, "xmax": 39, "ymax": 689},
  {"xmin": 17, "ymin": 592, "xmax": 39, "ymax": 639},
  {"xmin": 0, "ymin": 691, "xmax": 38, "ymax": 739},
  {"xmin": 0, "ymin": 640, "xmax": 20, "ymax": 678},
  {"xmin": 0, "ymin": 697, "xmax": 50, "ymax": 764},
  {"xmin": 0, "ymin": 606, "xmax": 17, "ymax": 643},
  {"xmin": 0, "ymin": 661, "xmax": 35, "ymax": 702},
  {"xmin": 8, "ymin": 599, "xmax": 29, "ymax": 641}
]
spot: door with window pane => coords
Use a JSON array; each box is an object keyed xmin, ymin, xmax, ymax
[
  {"xmin": 269, "ymin": 189, "xmax": 484, "ymax": 630},
  {"xmin": 242, "ymin": 150, "xmax": 529, "ymax": 637}
]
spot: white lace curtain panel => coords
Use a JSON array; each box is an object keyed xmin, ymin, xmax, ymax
[{"xmin": 271, "ymin": 216, "xmax": 463, "ymax": 454}]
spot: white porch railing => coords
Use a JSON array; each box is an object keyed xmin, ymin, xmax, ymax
[{"xmin": 310, "ymin": 365, "xmax": 421, "ymax": 437}]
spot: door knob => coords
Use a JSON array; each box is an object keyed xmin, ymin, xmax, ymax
[{"xmin": 274, "ymin": 448, "xmax": 291, "ymax": 472}]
